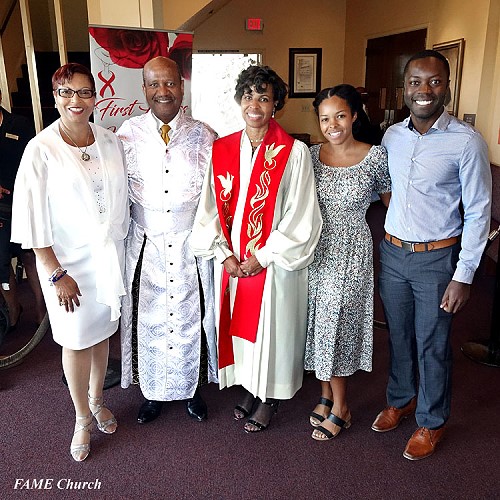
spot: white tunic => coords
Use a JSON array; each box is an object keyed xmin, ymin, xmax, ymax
[
  {"xmin": 11, "ymin": 120, "xmax": 129, "ymax": 349},
  {"xmin": 117, "ymin": 111, "xmax": 218, "ymax": 401},
  {"xmin": 191, "ymin": 134, "xmax": 323, "ymax": 401}
]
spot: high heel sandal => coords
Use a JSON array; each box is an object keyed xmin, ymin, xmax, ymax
[
  {"xmin": 70, "ymin": 414, "xmax": 92, "ymax": 462},
  {"xmin": 312, "ymin": 412, "xmax": 351, "ymax": 441},
  {"xmin": 88, "ymin": 394, "xmax": 117, "ymax": 434},
  {"xmin": 234, "ymin": 391, "xmax": 256, "ymax": 420},
  {"xmin": 309, "ymin": 397, "xmax": 334, "ymax": 427},
  {"xmin": 244, "ymin": 399, "xmax": 280, "ymax": 433}
]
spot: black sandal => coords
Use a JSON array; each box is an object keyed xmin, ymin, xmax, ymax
[
  {"xmin": 312, "ymin": 412, "xmax": 351, "ymax": 441},
  {"xmin": 309, "ymin": 397, "xmax": 334, "ymax": 427},
  {"xmin": 233, "ymin": 391, "xmax": 256, "ymax": 420},
  {"xmin": 244, "ymin": 399, "xmax": 280, "ymax": 433}
]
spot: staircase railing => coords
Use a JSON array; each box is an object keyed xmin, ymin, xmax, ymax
[
  {"xmin": 0, "ymin": 0, "xmax": 18, "ymax": 35},
  {"xmin": 1, "ymin": 0, "xmax": 70, "ymax": 132}
]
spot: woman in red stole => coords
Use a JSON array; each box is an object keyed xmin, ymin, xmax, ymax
[{"xmin": 191, "ymin": 66, "xmax": 322, "ymax": 432}]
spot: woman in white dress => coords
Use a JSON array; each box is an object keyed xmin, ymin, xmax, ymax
[
  {"xmin": 191, "ymin": 66, "xmax": 322, "ymax": 432},
  {"xmin": 11, "ymin": 63, "xmax": 128, "ymax": 461}
]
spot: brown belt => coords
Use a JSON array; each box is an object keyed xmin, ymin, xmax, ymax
[{"xmin": 385, "ymin": 233, "xmax": 459, "ymax": 252}]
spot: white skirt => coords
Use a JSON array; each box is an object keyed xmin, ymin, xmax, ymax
[{"xmin": 38, "ymin": 242, "xmax": 121, "ymax": 350}]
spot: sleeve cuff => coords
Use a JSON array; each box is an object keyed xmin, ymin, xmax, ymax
[
  {"xmin": 452, "ymin": 266, "xmax": 474, "ymax": 285},
  {"xmin": 214, "ymin": 244, "xmax": 233, "ymax": 264},
  {"xmin": 254, "ymin": 247, "xmax": 271, "ymax": 268}
]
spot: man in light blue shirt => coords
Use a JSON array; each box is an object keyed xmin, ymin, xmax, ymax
[{"xmin": 371, "ymin": 50, "xmax": 491, "ymax": 460}]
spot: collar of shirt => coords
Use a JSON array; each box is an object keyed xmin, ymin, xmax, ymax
[
  {"xmin": 151, "ymin": 110, "xmax": 180, "ymax": 137},
  {"xmin": 407, "ymin": 108, "xmax": 450, "ymax": 134}
]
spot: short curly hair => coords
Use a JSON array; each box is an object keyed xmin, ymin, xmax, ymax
[{"xmin": 234, "ymin": 65, "xmax": 288, "ymax": 111}]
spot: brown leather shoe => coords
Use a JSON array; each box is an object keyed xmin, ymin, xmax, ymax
[
  {"xmin": 371, "ymin": 398, "xmax": 416, "ymax": 432},
  {"xmin": 403, "ymin": 426, "xmax": 445, "ymax": 460}
]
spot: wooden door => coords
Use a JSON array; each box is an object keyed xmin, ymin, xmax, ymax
[{"xmin": 365, "ymin": 29, "xmax": 427, "ymax": 130}]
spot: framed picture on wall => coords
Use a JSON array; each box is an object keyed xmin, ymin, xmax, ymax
[
  {"xmin": 288, "ymin": 48, "xmax": 322, "ymax": 98},
  {"xmin": 432, "ymin": 38, "xmax": 465, "ymax": 116}
]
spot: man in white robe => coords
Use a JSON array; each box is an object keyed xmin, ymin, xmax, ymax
[{"xmin": 118, "ymin": 56, "xmax": 217, "ymax": 424}]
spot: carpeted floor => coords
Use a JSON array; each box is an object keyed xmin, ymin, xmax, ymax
[{"xmin": 1, "ymin": 202, "xmax": 499, "ymax": 499}]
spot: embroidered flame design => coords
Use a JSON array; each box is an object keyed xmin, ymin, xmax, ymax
[{"xmin": 245, "ymin": 143, "xmax": 285, "ymax": 256}]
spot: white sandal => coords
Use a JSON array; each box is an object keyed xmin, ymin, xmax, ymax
[
  {"xmin": 70, "ymin": 414, "xmax": 92, "ymax": 462},
  {"xmin": 88, "ymin": 394, "xmax": 117, "ymax": 434}
]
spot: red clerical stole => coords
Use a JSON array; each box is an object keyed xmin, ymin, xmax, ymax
[{"xmin": 212, "ymin": 118, "xmax": 294, "ymax": 368}]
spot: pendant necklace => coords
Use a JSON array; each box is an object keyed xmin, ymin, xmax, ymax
[
  {"xmin": 250, "ymin": 138, "xmax": 263, "ymax": 154},
  {"xmin": 60, "ymin": 123, "xmax": 92, "ymax": 161}
]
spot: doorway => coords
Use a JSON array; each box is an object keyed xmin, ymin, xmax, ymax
[
  {"xmin": 191, "ymin": 51, "xmax": 262, "ymax": 137},
  {"xmin": 364, "ymin": 29, "xmax": 427, "ymax": 131}
]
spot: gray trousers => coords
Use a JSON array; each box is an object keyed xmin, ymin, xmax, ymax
[{"xmin": 379, "ymin": 238, "xmax": 460, "ymax": 429}]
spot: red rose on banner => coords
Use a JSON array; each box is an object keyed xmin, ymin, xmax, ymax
[
  {"xmin": 89, "ymin": 28, "xmax": 170, "ymax": 69},
  {"xmin": 169, "ymin": 34, "xmax": 193, "ymax": 80}
]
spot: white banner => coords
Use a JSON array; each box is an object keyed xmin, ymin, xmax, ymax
[{"xmin": 89, "ymin": 26, "xmax": 193, "ymax": 131}]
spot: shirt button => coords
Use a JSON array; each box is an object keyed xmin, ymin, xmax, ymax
[
  {"xmin": 166, "ymin": 170, "xmax": 169, "ymax": 173},
  {"xmin": 411, "ymin": 158, "xmax": 415, "ymax": 162},
  {"xmin": 164, "ymin": 190, "xmax": 168, "ymax": 193},
  {"xmin": 407, "ymin": 204, "xmax": 411, "ymax": 208}
]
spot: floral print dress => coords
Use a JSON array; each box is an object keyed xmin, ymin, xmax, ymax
[{"xmin": 304, "ymin": 144, "xmax": 391, "ymax": 379}]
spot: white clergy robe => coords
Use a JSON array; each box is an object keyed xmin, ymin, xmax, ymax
[
  {"xmin": 191, "ymin": 133, "xmax": 322, "ymax": 401},
  {"xmin": 118, "ymin": 110, "xmax": 218, "ymax": 401}
]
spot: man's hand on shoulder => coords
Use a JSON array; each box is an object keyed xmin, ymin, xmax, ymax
[{"xmin": 440, "ymin": 280, "xmax": 471, "ymax": 314}]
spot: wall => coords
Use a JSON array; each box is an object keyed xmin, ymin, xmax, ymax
[
  {"xmin": 344, "ymin": 0, "xmax": 434, "ymax": 87},
  {"xmin": 82, "ymin": 0, "xmax": 500, "ymax": 159},
  {"xmin": 30, "ymin": 0, "xmax": 55, "ymax": 51},
  {"xmin": 431, "ymin": 0, "xmax": 490, "ymax": 118},
  {"xmin": 193, "ymin": 0, "xmax": 346, "ymax": 142},
  {"xmin": 344, "ymin": 0, "xmax": 500, "ymax": 161},
  {"xmin": 61, "ymin": 0, "xmax": 91, "ymax": 51},
  {"xmin": 87, "ymin": 0, "xmax": 154, "ymax": 27},
  {"xmin": 2, "ymin": 2, "xmax": 24, "ymax": 98},
  {"xmin": 162, "ymin": 0, "xmax": 210, "ymax": 29},
  {"xmin": 477, "ymin": 0, "xmax": 500, "ymax": 165}
]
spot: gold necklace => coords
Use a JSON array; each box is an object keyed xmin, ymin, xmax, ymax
[{"xmin": 60, "ymin": 123, "xmax": 92, "ymax": 161}]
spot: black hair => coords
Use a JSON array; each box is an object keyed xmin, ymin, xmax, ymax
[
  {"xmin": 312, "ymin": 84, "xmax": 362, "ymax": 133},
  {"xmin": 234, "ymin": 65, "xmax": 288, "ymax": 111},
  {"xmin": 403, "ymin": 49, "xmax": 450, "ymax": 80}
]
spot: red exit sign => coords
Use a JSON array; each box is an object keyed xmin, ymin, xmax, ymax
[{"xmin": 246, "ymin": 18, "xmax": 263, "ymax": 31}]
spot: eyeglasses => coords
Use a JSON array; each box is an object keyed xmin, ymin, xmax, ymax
[{"xmin": 55, "ymin": 88, "xmax": 96, "ymax": 99}]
